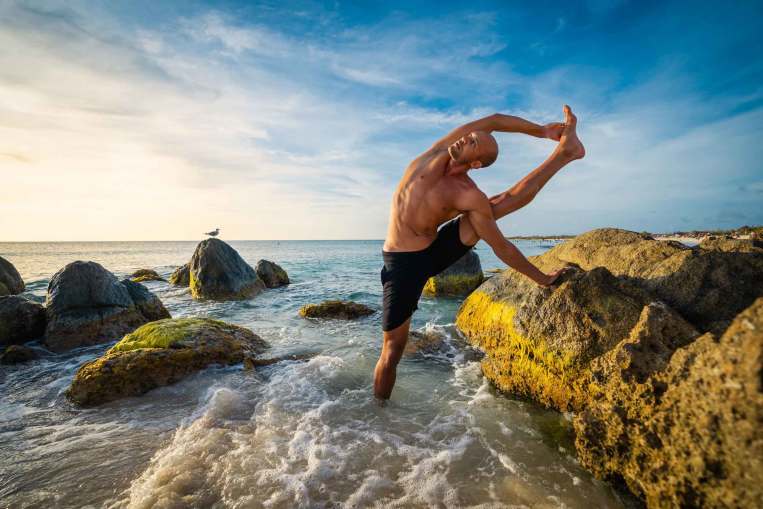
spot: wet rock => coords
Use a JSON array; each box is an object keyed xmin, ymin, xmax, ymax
[
  {"xmin": 299, "ymin": 300, "xmax": 374, "ymax": 320},
  {"xmin": 189, "ymin": 239, "xmax": 264, "ymax": 300},
  {"xmin": 405, "ymin": 328, "xmax": 447, "ymax": 355},
  {"xmin": 0, "ymin": 255, "xmax": 24, "ymax": 296},
  {"xmin": 574, "ymin": 298, "xmax": 763, "ymax": 508},
  {"xmin": 1, "ymin": 344, "xmax": 39, "ymax": 364},
  {"xmin": 255, "ymin": 259, "xmax": 290, "ymax": 288},
  {"xmin": 169, "ymin": 263, "xmax": 190, "ymax": 286},
  {"xmin": 423, "ymin": 249, "xmax": 483, "ymax": 296},
  {"xmin": 130, "ymin": 268, "xmax": 166, "ymax": 283},
  {"xmin": 44, "ymin": 261, "xmax": 169, "ymax": 352},
  {"xmin": 67, "ymin": 318, "xmax": 268, "ymax": 406},
  {"xmin": 120, "ymin": 279, "xmax": 171, "ymax": 322},
  {"xmin": 243, "ymin": 351, "xmax": 316, "ymax": 368},
  {"xmin": 0, "ymin": 295, "xmax": 46, "ymax": 346}
]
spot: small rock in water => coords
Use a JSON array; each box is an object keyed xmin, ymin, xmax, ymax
[
  {"xmin": 0, "ymin": 295, "xmax": 46, "ymax": 346},
  {"xmin": 0, "ymin": 255, "xmax": 24, "ymax": 296},
  {"xmin": 169, "ymin": 263, "xmax": 190, "ymax": 286},
  {"xmin": 129, "ymin": 268, "xmax": 166, "ymax": 283},
  {"xmin": 255, "ymin": 259, "xmax": 290, "ymax": 288},
  {"xmin": 299, "ymin": 300, "xmax": 374, "ymax": 320},
  {"xmin": 1, "ymin": 344, "xmax": 40, "ymax": 364},
  {"xmin": 188, "ymin": 238, "xmax": 264, "ymax": 300}
]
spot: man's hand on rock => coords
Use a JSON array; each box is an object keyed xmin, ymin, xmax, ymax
[
  {"xmin": 540, "ymin": 267, "xmax": 569, "ymax": 287},
  {"xmin": 543, "ymin": 122, "xmax": 565, "ymax": 141}
]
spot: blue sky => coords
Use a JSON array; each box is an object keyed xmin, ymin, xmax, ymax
[{"xmin": 0, "ymin": 0, "xmax": 761, "ymax": 240}]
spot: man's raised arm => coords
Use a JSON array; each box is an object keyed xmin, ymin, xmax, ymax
[
  {"xmin": 457, "ymin": 189, "xmax": 565, "ymax": 286},
  {"xmin": 432, "ymin": 113, "xmax": 565, "ymax": 150}
]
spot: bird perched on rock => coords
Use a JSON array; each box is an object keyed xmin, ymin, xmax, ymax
[{"xmin": 204, "ymin": 228, "xmax": 220, "ymax": 237}]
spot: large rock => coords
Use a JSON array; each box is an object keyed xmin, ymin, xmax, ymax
[
  {"xmin": 423, "ymin": 249, "xmax": 483, "ymax": 296},
  {"xmin": 255, "ymin": 259, "xmax": 289, "ymax": 288},
  {"xmin": 0, "ymin": 296, "xmax": 46, "ymax": 346},
  {"xmin": 66, "ymin": 318, "xmax": 268, "ymax": 406},
  {"xmin": 130, "ymin": 268, "xmax": 166, "ymax": 283},
  {"xmin": 44, "ymin": 261, "xmax": 169, "ymax": 352},
  {"xmin": 537, "ymin": 228, "xmax": 763, "ymax": 333},
  {"xmin": 189, "ymin": 239, "xmax": 264, "ymax": 300},
  {"xmin": 169, "ymin": 263, "xmax": 190, "ymax": 286},
  {"xmin": 574, "ymin": 298, "xmax": 763, "ymax": 508},
  {"xmin": 299, "ymin": 300, "xmax": 374, "ymax": 320},
  {"xmin": 0, "ymin": 255, "xmax": 24, "ymax": 296}
]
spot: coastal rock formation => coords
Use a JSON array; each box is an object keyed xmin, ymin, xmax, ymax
[
  {"xmin": 130, "ymin": 268, "xmax": 166, "ymax": 283},
  {"xmin": 169, "ymin": 263, "xmax": 190, "ymax": 286},
  {"xmin": 299, "ymin": 300, "xmax": 375, "ymax": 320},
  {"xmin": 255, "ymin": 259, "xmax": 290, "ymax": 288},
  {"xmin": 423, "ymin": 249, "xmax": 483, "ymax": 297},
  {"xmin": 0, "ymin": 296, "xmax": 46, "ymax": 346},
  {"xmin": 67, "ymin": 318, "xmax": 268, "ymax": 406},
  {"xmin": 698, "ymin": 235, "xmax": 763, "ymax": 253},
  {"xmin": 405, "ymin": 328, "xmax": 447, "ymax": 355},
  {"xmin": 455, "ymin": 227, "xmax": 763, "ymax": 507},
  {"xmin": 574, "ymin": 298, "xmax": 763, "ymax": 508},
  {"xmin": 189, "ymin": 239, "xmax": 264, "ymax": 300},
  {"xmin": 0, "ymin": 256, "xmax": 24, "ymax": 296},
  {"xmin": 1, "ymin": 344, "xmax": 39, "ymax": 364},
  {"xmin": 44, "ymin": 261, "xmax": 170, "ymax": 352}
]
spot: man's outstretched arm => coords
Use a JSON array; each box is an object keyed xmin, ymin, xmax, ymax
[{"xmin": 432, "ymin": 113, "xmax": 564, "ymax": 150}]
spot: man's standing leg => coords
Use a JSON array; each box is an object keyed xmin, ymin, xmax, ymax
[{"xmin": 374, "ymin": 318, "xmax": 411, "ymax": 399}]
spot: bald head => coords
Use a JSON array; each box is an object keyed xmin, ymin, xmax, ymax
[{"xmin": 448, "ymin": 130, "xmax": 499, "ymax": 169}]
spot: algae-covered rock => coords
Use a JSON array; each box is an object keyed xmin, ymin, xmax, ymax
[
  {"xmin": 0, "ymin": 296, "xmax": 46, "ymax": 346},
  {"xmin": 423, "ymin": 249, "xmax": 483, "ymax": 297},
  {"xmin": 255, "ymin": 259, "xmax": 290, "ymax": 288},
  {"xmin": 0, "ymin": 255, "xmax": 24, "ymax": 296},
  {"xmin": 405, "ymin": 328, "xmax": 447, "ymax": 356},
  {"xmin": 574, "ymin": 298, "xmax": 763, "ymax": 508},
  {"xmin": 67, "ymin": 318, "xmax": 268, "ymax": 406},
  {"xmin": 698, "ymin": 235, "xmax": 763, "ymax": 253},
  {"xmin": 44, "ymin": 261, "xmax": 169, "ymax": 352},
  {"xmin": 130, "ymin": 268, "xmax": 166, "ymax": 283},
  {"xmin": 189, "ymin": 239, "xmax": 264, "ymax": 300},
  {"xmin": 456, "ymin": 266, "xmax": 657, "ymax": 411},
  {"xmin": 169, "ymin": 263, "xmax": 190, "ymax": 286},
  {"xmin": 299, "ymin": 300, "xmax": 374, "ymax": 320},
  {"xmin": 1, "ymin": 344, "xmax": 39, "ymax": 364}
]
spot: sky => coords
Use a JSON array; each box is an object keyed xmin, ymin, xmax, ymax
[{"xmin": 0, "ymin": 0, "xmax": 761, "ymax": 240}]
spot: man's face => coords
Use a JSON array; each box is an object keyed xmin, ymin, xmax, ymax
[{"xmin": 448, "ymin": 131, "xmax": 496, "ymax": 168}]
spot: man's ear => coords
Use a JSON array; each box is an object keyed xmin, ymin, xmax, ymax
[{"xmin": 470, "ymin": 160, "xmax": 483, "ymax": 169}]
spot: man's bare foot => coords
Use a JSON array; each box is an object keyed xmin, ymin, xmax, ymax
[{"xmin": 559, "ymin": 105, "xmax": 585, "ymax": 160}]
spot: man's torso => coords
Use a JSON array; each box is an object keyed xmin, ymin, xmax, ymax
[{"xmin": 383, "ymin": 148, "xmax": 478, "ymax": 252}]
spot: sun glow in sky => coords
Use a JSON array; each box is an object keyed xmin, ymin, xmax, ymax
[{"xmin": 1, "ymin": 0, "xmax": 761, "ymax": 241}]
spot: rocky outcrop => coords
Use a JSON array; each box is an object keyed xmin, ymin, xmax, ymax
[
  {"xmin": 0, "ymin": 296, "xmax": 46, "ymax": 346},
  {"xmin": 44, "ymin": 261, "xmax": 170, "ymax": 352},
  {"xmin": 169, "ymin": 263, "xmax": 190, "ymax": 286},
  {"xmin": 1, "ymin": 345, "xmax": 39, "ymax": 364},
  {"xmin": 0, "ymin": 256, "xmax": 24, "ymax": 296},
  {"xmin": 189, "ymin": 239, "xmax": 264, "ymax": 300},
  {"xmin": 423, "ymin": 249, "xmax": 483, "ymax": 296},
  {"xmin": 574, "ymin": 298, "xmax": 763, "ymax": 508},
  {"xmin": 698, "ymin": 235, "xmax": 763, "ymax": 253},
  {"xmin": 255, "ymin": 259, "xmax": 290, "ymax": 288},
  {"xmin": 455, "ymin": 227, "xmax": 763, "ymax": 507},
  {"xmin": 299, "ymin": 300, "xmax": 374, "ymax": 320},
  {"xmin": 67, "ymin": 318, "xmax": 268, "ymax": 406},
  {"xmin": 130, "ymin": 268, "xmax": 166, "ymax": 283}
]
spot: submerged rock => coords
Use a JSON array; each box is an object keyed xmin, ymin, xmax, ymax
[
  {"xmin": 255, "ymin": 259, "xmax": 290, "ymax": 288},
  {"xmin": 1, "ymin": 344, "xmax": 39, "ymax": 364},
  {"xmin": 423, "ymin": 249, "xmax": 483, "ymax": 297},
  {"xmin": 0, "ymin": 296, "xmax": 46, "ymax": 346},
  {"xmin": 44, "ymin": 261, "xmax": 169, "ymax": 352},
  {"xmin": 169, "ymin": 263, "xmax": 190, "ymax": 286},
  {"xmin": 67, "ymin": 318, "xmax": 268, "ymax": 406},
  {"xmin": 189, "ymin": 239, "xmax": 264, "ymax": 300},
  {"xmin": 299, "ymin": 300, "xmax": 374, "ymax": 320},
  {"xmin": 0, "ymin": 255, "xmax": 24, "ymax": 296},
  {"xmin": 405, "ymin": 328, "xmax": 447, "ymax": 355},
  {"xmin": 130, "ymin": 268, "xmax": 166, "ymax": 283},
  {"xmin": 574, "ymin": 298, "xmax": 763, "ymax": 508}
]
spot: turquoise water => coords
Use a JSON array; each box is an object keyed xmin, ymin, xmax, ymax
[{"xmin": 0, "ymin": 240, "xmax": 628, "ymax": 508}]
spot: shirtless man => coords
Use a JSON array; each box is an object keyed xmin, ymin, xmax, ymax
[{"xmin": 374, "ymin": 105, "xmax": 585, "ymax": 400}]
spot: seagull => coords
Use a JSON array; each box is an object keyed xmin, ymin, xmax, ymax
[{"xmin": 204, "ymin": 228, "xmax": 220, "ymax": 237}]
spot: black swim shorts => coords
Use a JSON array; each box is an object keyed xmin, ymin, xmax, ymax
[{"xmin": 380, "ymin": 216, "xmax": 476, "ymax": 331}]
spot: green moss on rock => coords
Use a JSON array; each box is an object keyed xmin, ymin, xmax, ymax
[
  {"xmin": 130, "ymin": 268, "xmax": 166, "ymax": 283},
  {"xmin": 299, "ymin": 300, "xmax": 374, "ymax": 320}
]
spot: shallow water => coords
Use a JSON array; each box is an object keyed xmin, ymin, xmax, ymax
[{"xmin": 0, "ymin": 240, "xmax": 628, "ymax": 508}]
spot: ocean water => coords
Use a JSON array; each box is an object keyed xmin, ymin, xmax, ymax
[{"xmin": 0, "ymin": 240, "xmax": 629, "ymax": 508}]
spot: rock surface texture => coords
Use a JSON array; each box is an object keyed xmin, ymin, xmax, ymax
[
  {"xmin": 423, "ymin": 249, "xmax": 483, "ymax": 296},
  {"xmin": 0, "ymin": 296, "xmax": 46, "ymax": 346},
  {"xmin": 67, "ymin": 318, "xmax": 268, "ymax": 406},
  {"xmin": 455, "ymin": 228, "xmax": 763, "ymax": 507},
  {"xmin": 1, "ymin": 344, "xmax": 39, "ymax": 364},
  {"xmin": 130, "ymin": 268, "xmax": 166, "ymax": 283},
  {"xmin": 299, "ymin": 300, "xmax": 374, "ymax": 320},
  {"xmin": 169, "ymin": 263, "xmax": 190, "ymax": 286},
  {"xmin": 189, "ymin": 239, "xmax": 264, "ymax": 300},
  {"xmin": 0, "ymin": 256, "xmax": 24, "ymax": 296},
  {"xmin": 255, "ymin": 259, "xmax": 290, "ymax": 288},
  {"xmin": 44, "ymin": 261, "xmax": 170, "ymax": 352}
]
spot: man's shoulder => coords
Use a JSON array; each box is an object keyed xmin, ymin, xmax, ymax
[{"xmin": 452, "ymin": 179, "xmax": 488, "ymax": 211}]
